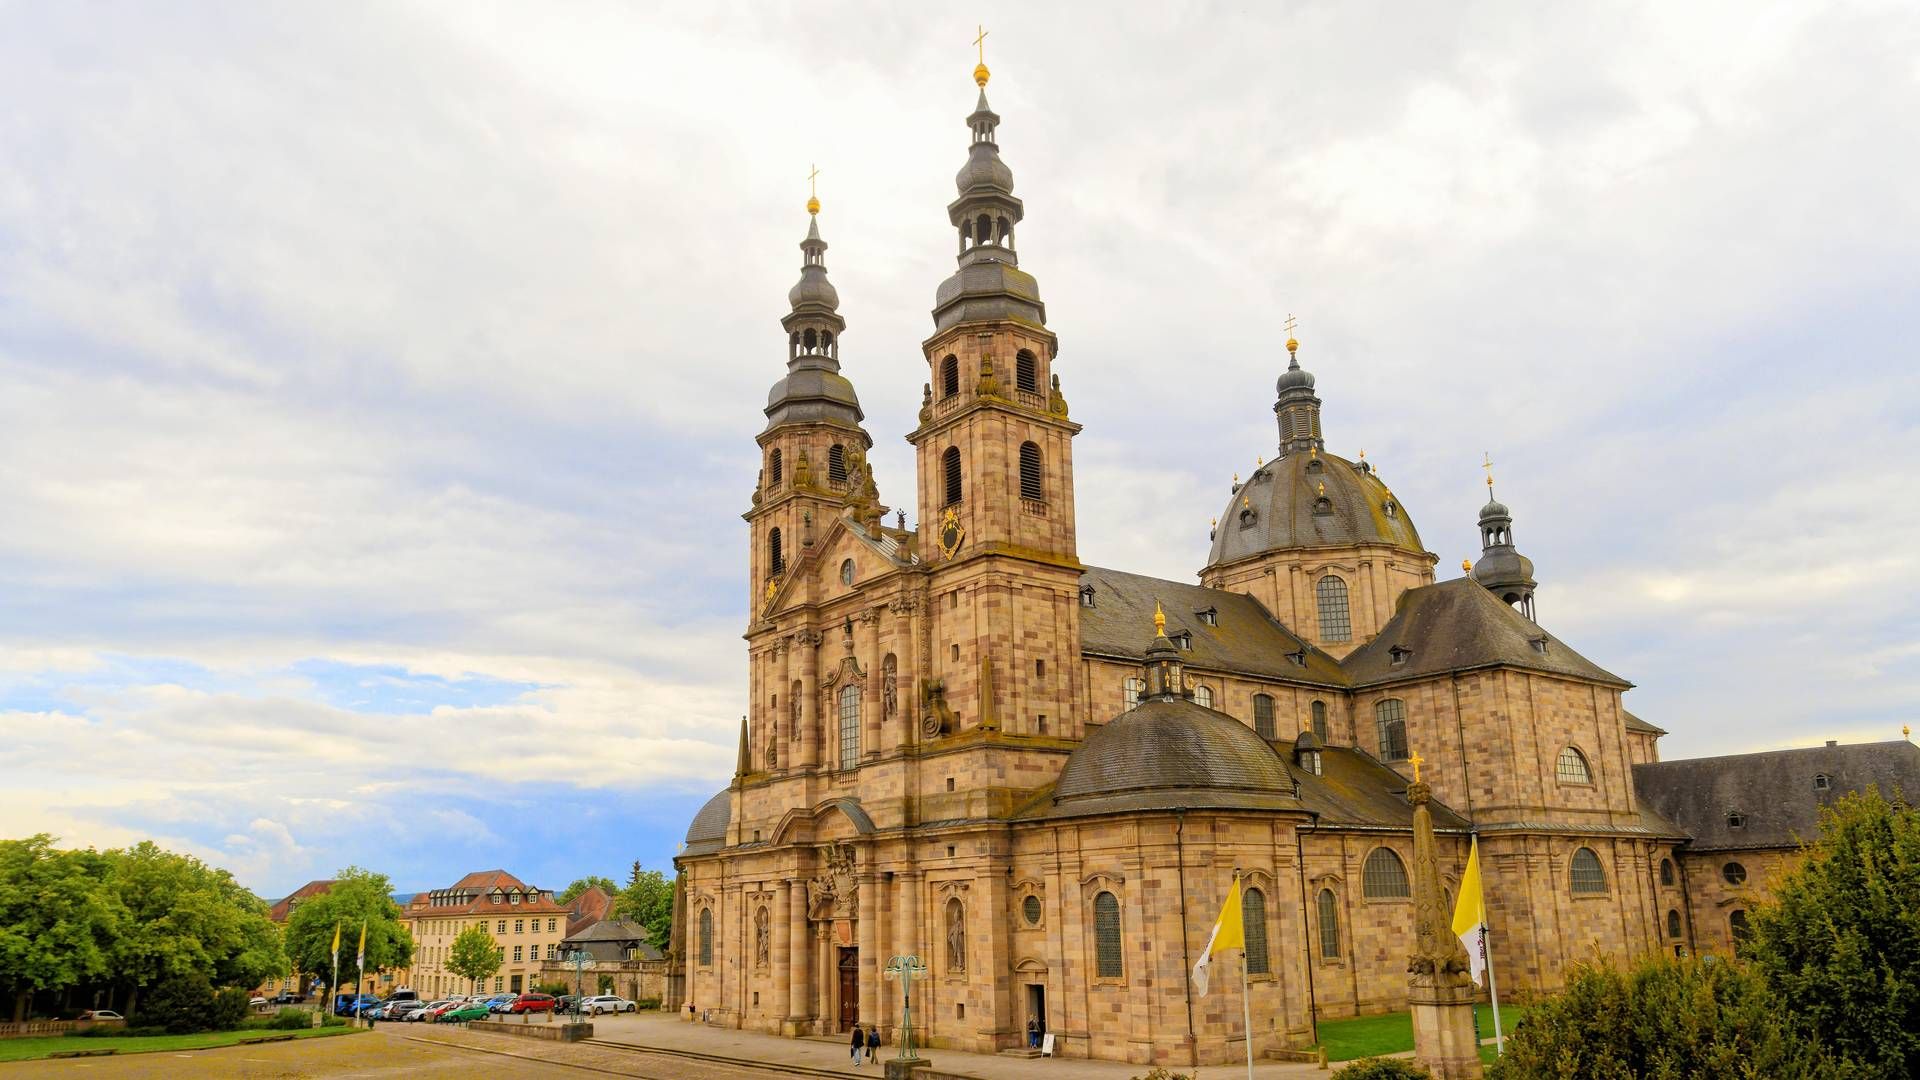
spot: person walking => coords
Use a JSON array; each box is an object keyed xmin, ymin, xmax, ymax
[
  {"xmin": 866, "ymin": 1023, "xmax": 880, "ymax": 1063},
  {"xmin": 850, "ymin": 1023, "xmax": 864, "ymax": 1066}
]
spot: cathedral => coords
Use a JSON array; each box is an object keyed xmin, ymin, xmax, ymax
[{"xmin": 670, "ymin": 55, "xmax": 1920, "ymax": 1068}]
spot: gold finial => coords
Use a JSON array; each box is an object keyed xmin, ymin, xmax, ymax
[
  {"xmin": 1210, "ymin": 517, "xmax": 1217, "ymax": 528},
  {"xmin": 1232, "ymin": 471, "xmax": 1240, "ymax": 486},
  {"xmin": 1241, "ymin": 495, "xmax": 1250, "ymax": 510},
  {"xmin": 1309, "ymin": 445, "xmax": 1317, "ymax": 460},
  {"xmin": 1317, "ymin": 481, "xmax": 1326, "ymax": 496},
  {"xmin": 764, "ymin": 578, "xmax": 777, "ymax": 605},
  {"xmin": 1153, "ymin": 601, "xmax": 1166, "ymax": 638},
  {"xmin": 1463, "ymin": 558, "xmax": 1473, "ymax": 574},
  {"xmin": 1359, "ymin": 449, "xmax": 1366, "ymax": 460},
  {"xmin": 1284, "ymin": 313, "xmax": 1299, "ymax": 354},
  {"xmin": 1482, "ymin": 451, "xmax": 1495, "ymax": 496},
  {"xmin": 1256, "ymin": 455, "xmax": 1263, "ymax": 467},
  {"xmin": 806, "ymin": 164, "xmax": 821, "ymax": 215},
  {"xmin": 1409, "ymin": 750, "xmax": 1424, "ymax": 782},
  {"xmin": 1906, "ymin": 724, "xmax": 1912, "ymax": 741},
  {"xmin": 973, "ymin": 24, "xmax": 990, "ymax": 86}
]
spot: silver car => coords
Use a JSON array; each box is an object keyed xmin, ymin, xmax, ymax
[{"xmin": 577, "ymin": 995, "xmax": 635, "ymax": 1015}]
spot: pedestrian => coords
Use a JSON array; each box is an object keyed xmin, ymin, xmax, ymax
[
  {"xmin": 1027, "ymin": 1017, "xmax": 1039, "ymax": 1048},
  {"xmin": 866, "ymin": 1023, "xmax": 880, "ymax": 1062},
  {"xmin": 850, "ymin": 1023, "xmax": 864, "ymax": 1066}
]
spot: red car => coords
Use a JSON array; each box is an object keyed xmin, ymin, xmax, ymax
[{"xmin": 507, "ymin": 993, "xmax": 557, "ymax": 1014}]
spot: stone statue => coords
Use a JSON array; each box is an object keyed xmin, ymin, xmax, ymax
[
  {"xmin": 754, "ymin": 905, "xmax": 770, "ymax": 967},
  {"xmin": 1405, "ymin": 762, "xmax": 1483, "ymax": 1079},
  {"xmin": 946, "ymin": 899, "xmax": 966, "ymax": 972},
  {"xmin": 882, "ymin": 655, "xmax": 898, "ymax": 718}
]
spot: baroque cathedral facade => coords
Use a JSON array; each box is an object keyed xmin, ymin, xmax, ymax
[{"xmin": 670, "ymin": 59, "xmax": 1920, "ymax": 1067}]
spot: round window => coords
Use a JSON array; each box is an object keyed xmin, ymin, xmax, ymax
[
  {"xmin": 1022, "ymin": 894, "xmax": 1042, "ymax": 925},
  {"xmin": 1721, "ymin": 862, "xmax": 1747, "ymax": 886}
]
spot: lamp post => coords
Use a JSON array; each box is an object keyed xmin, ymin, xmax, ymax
[
  {"xmin": 568, "ymin": 946, "xmax": 590, "ymax": 1026},
  {"xmin": 883, "ymin": 954, "xmax": 928, "ymax": 1060}
]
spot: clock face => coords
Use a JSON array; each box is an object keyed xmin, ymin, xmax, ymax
[{"xmin": 938, "ymin": 508, "xmax": 964, "ymax": 559}]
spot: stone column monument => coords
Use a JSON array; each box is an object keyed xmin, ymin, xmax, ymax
[{"xmin": 1406, "ymin": 753, "xmax": 1483, "ymax": 1079}]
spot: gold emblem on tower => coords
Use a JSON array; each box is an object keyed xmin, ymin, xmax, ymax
[{"xmin": 937, "ymin": 506, "xmax": 965, "ymax": 560}]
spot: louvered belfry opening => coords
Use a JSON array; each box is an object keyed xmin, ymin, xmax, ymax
[
  {"xmin": 1019, "ymin": 441, "xmax": 1043, "ymax": 500},
  {"xmin": 943, "ymin": 446, "xmax": 963, "ymax": 505}
]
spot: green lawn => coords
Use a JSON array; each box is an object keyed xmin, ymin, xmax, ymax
[
  {"xmin": 1313, "ymin": 1004, "xmax": 1528, "ymax": 1062},
  {"xmin": 0, "ymin": 1025, "xmax": 362, "ymax": 1063}
]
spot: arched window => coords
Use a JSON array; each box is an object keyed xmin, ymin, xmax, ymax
[
  {"xmin": 1570, "ymin": 848, "xmax": 1607, "ymax": 894},
  {"xmin": 977, "ymin": 213, "xmax": 992, "ymax": 244},
  {"xmin": 1722, "ymin": 862, "xmax": 1747, "ymax": 886},
  {"xmin": 943, "ymin": 447, "xmax": 963, "ymax": 506},
  {"xmin": 945, "ymin": 897, "xmax": 966, "ymax": 972},
  {"xmin": 1193, "ymin": 685, "xmax": 1213, "ymax": 708},
  {"xmin": 1242, "ymin": 887, "xmax": 1270, "ymax": 975},
  {"xmin": 1556, "ymin": 746, "xmax": 1593, "ymax": 785},
  {"xmin": 1660, "ymin": 858, "xmax": 1675, "ymax": 887},
  {"xmin": 1316, "ymin": 575, "xmax": 1351, "ymax": 642},
  {"xmin": 1362, "ymin": 848, "xmax": 1411, "ymax": 898},
  {"xmin": 1729, "ymin": 910, "xmax": 1751, "ymax": 948},
  {"xmin": 1093, "ymin": 891, "xmax": 1122, "ymax": 978},
  {"xmin": 698, "ymin": 908, "xmax": 713, "ymax": 966},
  {"xmin": 1015, "ymin": 350, "xmax": 1038, "ymax": 393},
  {"xmin": 1311, "ymin": 699, "xmax": 1329, "ymax": 740},
  {"xmin": 840, "ymin": 558, "xmax": 855, "ymax": 586},
  {"xmin": 769, "ymin": 448, "xmax": 783, "ymax": 486},
  {"xmin": 837, "ymin": 684, "xmax": 861, "ymax": 769},
  {"xmin": 1374, "ymin": 699, "xmax": 1408, "ymax": 762},
  {"xmin": 827, "ymin": 444, "xmax": 847, "ymax": 486},
  {"xmin": 940, "ymin": 355, "xmax": 960, "ymax": 398},
  {"xmin": 768, "ymin": 528, "xmax": 784, "ymax": 576},
  {"xmin": 1122, "ymin": 677, "xmax": 1141, "ymax": 709},
  {"xmin": 1316, "ymin": 888, "xmax": 1340, "ymax": 958},
  {"xmin": 1667, "ymin": 909, "xmax": 1683, "ymax": 938},
  {"xmin": 1252, "ymin": 694, "xmax": 1275, "ymax": 739},
  {"xmin": 1019, "ymin": 442, "xmax": 1044, "ymax": 501}
]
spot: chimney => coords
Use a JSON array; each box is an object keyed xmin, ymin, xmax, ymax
[{"xmin": 1826, "ymin": 740, "xmax": 1837, "ymax": 747}]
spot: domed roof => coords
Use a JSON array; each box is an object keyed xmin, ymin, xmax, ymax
[
  {"xmin": 1478, "ymin": 497, "xmax": 1511, "ymax": 521},
  {"xmin": 956, "ymin": 143, "xmax": 1015, "ymax": 194},
  {"xmin": 683, "ymin": 789, "xmax": 731, "ymax": 851},
  {"xmin": 1276, "ymin": 357, "xmax": 1315, "ymax": 394},
  {"xmin": 1204, "ymin": 451, "xmax": 1426, "ymax": 571},
  {"xmin": 1054, "ymin": 697, "xmax": 1297, "ymax": 808},
  {"xmin": 788, "ymin": 270, "xmax": 839, "ymax": 311},
  {"xmin": 763, "ymin": 367, "xmax": 863, "ymax": 430}
]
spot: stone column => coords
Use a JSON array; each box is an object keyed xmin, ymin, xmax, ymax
[
  {"xmin": 1407, "ymin": 772, "xmax": 1483, "ymax": 1079},
  {"xmin": 778, "ymin": 638, "xmax": 793, "ymax": 772},
  {"xmin": 863, "ymin": 609, "xmax": 884, "ymax": 758},
  {"xmin": 858, "ymin": 872, "xmax": 880, "ymax": 1030},
  {"xmin": 799, "ymin": 629, "xmax": 822, "ymax": 768},
  {"xmin": 773, "ymin": 881, "xmax": 792, "ymax": 1028},
  {"xmin": 787, "ymin": 878, "xmax": 812, "ymax": 1034}
]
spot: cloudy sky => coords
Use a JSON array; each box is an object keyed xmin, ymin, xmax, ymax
[{"xmin": 2, "ymin": 1, "xmax": 1916, "ymax": 900}]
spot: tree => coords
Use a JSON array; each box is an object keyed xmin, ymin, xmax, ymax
[
  {"xmin": 283, "ymin": 867, "xmax": 413, "ymax": 995},
  {"xmin": 614, "ymin": 861, "xmax": 673, "ymax": 953},
  {"xmin": 559, "ymin": 876, "xmax": 617, "ymax": 905},
  {"xmin": 1749, "ymin": 787, "xmax": 1920, "ymax": 1080},
  {"xmin": 0, "ymin": 836, "xmax": 121, "ymax": 1022},
  {"xmin": 1485, "ymin": 954, "xmax": 1846, "ymax": 1079},
  {"xmin": 101, "ymin": 841, "xmax": 283, "ymax": 1019},
  {"xmin": 446, "ymin": 924, "xmax": 501, "ymax": 996}
]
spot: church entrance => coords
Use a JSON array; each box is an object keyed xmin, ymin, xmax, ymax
[
  {"xmin": 1026, "ymin": 983, "xmax": 1047, "ymax": 1042},
  {"xmin": 837, "ymin": 948, "xmax": 859, "ymax": 1031}
]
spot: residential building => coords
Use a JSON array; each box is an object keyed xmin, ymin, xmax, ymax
[{"xmin": 395, "ymin": 870, "xmax": 570, "ymax": 997}]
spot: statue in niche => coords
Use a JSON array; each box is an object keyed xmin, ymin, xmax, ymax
[
  {"xmin": 945, "ymin": 897, "xmax": 967, "ymax": 973},
  {"xmin": 790, "ymin": 693, "xmax": 801, "ymax": 738},
  {"xmin": 882, "ymin": 655, "xmax": 898, "ymax": 718},
  {"xmin": 754, "ymin": 905, "xmax": 770, "ymax": 968}
]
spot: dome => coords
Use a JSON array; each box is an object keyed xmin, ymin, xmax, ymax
[
  {"xmin": 1204, "ymin": 451, "xmax": 1426, "ymax": 571},
  {"xmin": 1472, "ymin": 548, "xmax": 1535, "ymax": 589},
  {"xmin": 1275, "ymin": 361, "xmax": 1315, "ymax": 394},
  {"xmin": 787, "ymin": 270, "xmax": 839, "ymax": 311},
  {"xmin": 763, "ymin": 367, "xmax": 863, "ymax": 430},
  {"xmin": 956, "ymin": 143, "xmax": 1015, "ymax": 194},
  {"xmin": 1054, "ymin": 697, "xmax": 1296, "ymax": 807},
  {"xmin": 683, "ymin": 789, "xmax": 731, "ymax": 849},
  {"xmin": 1478, "ymin": 497, "xmax": 1510, "ymax": 522}
]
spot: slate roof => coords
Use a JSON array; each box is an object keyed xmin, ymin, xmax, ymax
[
  {"xmin": 410, "ymin": 870, "xmax": 568, "ymax": 915},
  {"xmin": 559, "ymin": 918, "xmax": 662, "ymax": 963},
  {"xmin": 1623, "ymin": 711, "xmax": 1666, "ymax": 735},
  {"xmin": 1051, "ymin": 697, "xmax": 1300, "ymax": 812},
  {"xmin": 1343, "ymin": 578, "xmax": 1628, "ymax": 689},
  {"xmin": 1633, "ymin": 740, "xmax": 1920, "ymax": 852},
  {"xmin": 683, "ymin": 789, "xmax": 732, "ymax": 854},
  {"xmin": 1283, "ymin": 741, "xmax": 1473, "ymax": 833},
  {"xmin": 1204, "ymin": 451, "xmax": 1425, "ymax": 572},
  {"xmin": 1078, "ymin": 566, "xmax": 1348, "ymax": 688}
]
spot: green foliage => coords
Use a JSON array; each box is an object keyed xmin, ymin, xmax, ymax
[
  {"xmin": 1127, "ymin": 1068, "xmax": 1192, "ymax": 1080},
  {"xmin": 559, "ymin": 876, "xmax": 617, "ymax": 904},
  {"xmin": 444, "ymin": 923, "xmax": 502, "ymax": 990},
  {"xmin": 70, "ymin": 1024, "xmax": 168, "ymax": 1038},
  {"xmin": 102, "ymin": 841, "xmax": 284, "ymax": 1013},
  {"xmin": 142, "ymin": 970, "xmax": 215, "ymax": 1034},
  {"xmin": 208, "ymin": 986, "xmax": 251, "ymax": 1030},
  {"xmin": 635, "ymin": 995, "xmax": 661, "ymax": 1010},
  {"xmin": 1747, "ymin": 787, "xmax": 1920, "ymax": 1080},
  {"xmin": 1485, "ymin": 954, "xmax": 1847, "ymax": 1080},
  {"xmin": 266, "ymin": 1006, "xmax": 311, "ymax": 1030},
  {"xmin": 1334, "ymin": 1059, "xmax": 1431, "ymax": 1080},
  {"xmin": 614, "ymin": 860, "xmax": 673, "ymax": 954},
  {"xmin": 0, "ymin": 835, "xmax": 121, "ymax": 1021},
  {"xmin": 533, "ymin": 980, "xmax": 570, "ymax": 996},
  {"xmin": 282, "ymin": 867, "xmax": 413, "ymax": 989}
]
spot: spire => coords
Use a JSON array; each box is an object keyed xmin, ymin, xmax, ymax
[
  {"xmin": 1471, "ymin": 461, "xmax": 1538, "ymax": 621},
  {"xmin": 1139, "ymin": 600, "xmax": 1189, "ymax": 703},
  {"xmin": 734, "ymin": 715, "xmax": 750, "ymax": 782},
  {"xmin": 1274, "ymin": 316, "xmax": 1323, "ymax": 454},
  {"xmin": 765, "ymin": 188, "xmax": 863, "ymax": 432},
  {"xmin": 932, "ymin": 39, "xmax": 1046, "ymax": 333}
]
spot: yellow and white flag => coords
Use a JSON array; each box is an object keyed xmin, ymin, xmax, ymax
[
  {"xmin": 1450, "ymin": 837, "xmax": 1487, "ymax": 988},
  {"xmin": 355, "ymin": 920, "xmax": 367, "ymax": 972},
  {"xmin": 330, "ymin": 922, "xmax": 341, "ymax": 964},
  {"xmin": 1191, "ymin": 873, "xmax": 1245, "ymax": 996}
]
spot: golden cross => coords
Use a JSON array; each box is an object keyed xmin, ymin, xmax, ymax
[
  {"xmin": 808, "ymin": 164, "xmax": 820, "ymax": 199},
  {"xmin": 1409, "ymin": 750, "xmax": 1424, "ymax": 782},
  {"xmin": 1283, "ymin": 313, "xmax": 1298, "ymax": 338},
  {"xmin": 974, "ymin": 24, "xmax": 989, "ymax": 63},
  {"xmin": 1482, "ymin": 451, "xmax": 1495, "ymax": 490}
]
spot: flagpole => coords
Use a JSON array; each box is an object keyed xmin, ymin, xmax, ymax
[
  {"xmin": 1239, "ymin": 950, "xmax": 1254, "ymax": 1080},
  {"xmin": 1483, "ymin": 921, "xmax": 1504, "ymax": 1055},
  {"xmin": 329, "ymin": 922, "xmax": 340, "ymax": 1019}
]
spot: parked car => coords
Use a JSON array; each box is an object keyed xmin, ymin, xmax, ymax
[
  {"xmin": 389, "ymin": 988, "xmax": 419, "ymax": 1002},
  {"xmin": 388, "ymin": 1000, "xmax": 430, "ymax": 1021},
  {"xmin": 249, "ymin": 997, "xmax": 268, "ymax": 1007},
  {"xmin": 268, "ymin": 992, "xmax": 305, "ymax": 1005},
  {"xmin": 484, "ymin": 993, "xmax": 518, "ymax": 1013},
  {"xmin": 577, "ymin": 995, "xmax": 635, "ymax": 1015},
  {"xmin": 76, "ymin": 1010, "xmax": 123, "ymax": 1021},
  {"xmin": 507, "ymin": 993, "xmax": 557, "ymax": 1014},
  {"xmin": 333, "ymin": 993, "xmax": 381, "ymax": 1017},
  {"xmin": 554, "ymin": 995, "xmax": 579, "ymax": 1014},
  {"xmin": 442, "ymin": 1002, "xmax": 492, "ymax": 1023},
  {"xmin": 417, "ymin": 1000, "xmax": 455, "ymax": 1022}
]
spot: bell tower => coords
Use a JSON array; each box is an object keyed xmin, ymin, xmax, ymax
[{"xmin": 905, "ymin": 53, "xmax": 1083, "ymax": 741}]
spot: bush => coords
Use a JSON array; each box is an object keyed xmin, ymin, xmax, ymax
[
  {"xmin": 635, "ymin": 996, "xmax": 662, "ymax": 1011},
  {"xmin": 70, "ymin": 1025, "xmax": 169, "ymax": 1038},
  {"xmin": 1334, "ymin": 1060, "xmax": 1430, "ymax": 1079},
  {"xmin": 141, "ymin": 972, "xmax": 215, "ymax": 1034},
  {"xmin": 208, "ymin": 987, "xmax": 251, "ymax": 1031},
  {"xmin": 1485, "ymin": 955, "xmax": 1848, "ymax": 1080},
  {"xmin": 268, "ymin": 1007, "xmax": 312, "ymax": 1030},
  {"xmin": 1127, "ymin": 1068, "xmax": 1191, "ymax": 1080},
  {"xmin": 533, "ymin": 981, "xmax": 570, "ymax": 997}
]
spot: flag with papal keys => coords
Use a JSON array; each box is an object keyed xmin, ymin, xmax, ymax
[
  {"xmin": 1191, "ymin": 872, "xmax": 1245, "ymax": 996},
  {"xmin": 355, "ymin": 920, "xmax": 366, "ymax": 971},
  {"xmin": 1450, "ymin": 836, "xmax": 1487, "ymax": 987}
]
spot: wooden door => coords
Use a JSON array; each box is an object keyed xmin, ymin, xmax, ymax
[{"xmin": 837, "ymin": 948, "xmax": 859, "ymax": 1031}]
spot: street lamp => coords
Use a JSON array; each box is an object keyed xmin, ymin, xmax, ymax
[
  {"xmin": 883, "ymin": 954, "xmax": 928, "ymax": 1060},
  {"xmin": 568, "ymin": 946, "xmax": 591, "ymax": 1026}
]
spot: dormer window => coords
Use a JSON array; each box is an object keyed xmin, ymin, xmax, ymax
[
  {"xmin": 1173, "ymin": 631, "xmax": 1192, "ymax": 650},
  {"xmin": 1813, "ymin": 774, "xmax": 1831, "ymax": 791},
  {"xmin": 1286, "ymin": 648, "xmax": 1307, "ymax": 668},
  {"xmin": 1080, "ymin": 584, "xmax": 1096, "ymax": 608},
  {"xmin": 1197, "ymin": 607, "xmax": 1217, "ymax": 627},
  {"xmin": 1726, "ymin": 811, "xmax": 1746, "ymax": 829},
  {"xmin": 1529, "ymin": 636, "xmax": 1550, "ymax": 655},
  {"xmin": 1389, "ymin": 646, "xmax": 1412, "ymax": 666},
  {"xmin": 1383, "ymin": 500, "xmax": 1398, "ymax": 518}
]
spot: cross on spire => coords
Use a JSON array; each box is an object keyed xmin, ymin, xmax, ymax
[
  {"xmin": 1482, "ymin": 451, "xmax": 1496, "ymax": 497},
  {"xmin": 806, "ymin": 164, "xmax": 821, "ymax": 214},
  {"xmin": 974, "ymin": 24, "xmax": 989, "ymax": 62},
  {"xmin": 972, "ymin": 24, "xmax": 991, "ymax": 87},
  {"xmin": 1409, "ymin": 750, "xmax": 1425, "ymax": 782}
]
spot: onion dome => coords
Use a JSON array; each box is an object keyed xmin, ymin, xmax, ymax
[
  {"xmin": 765, "ymin": 202, "xmax": 864, "ymax": 432},
  {"xmin": 1471, "ymin": 484, "xmax": 1538, "ymax": 621},
  {"xmin": 931, "ymin": 70, "xmax": 1046, "ymax": 333}
]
